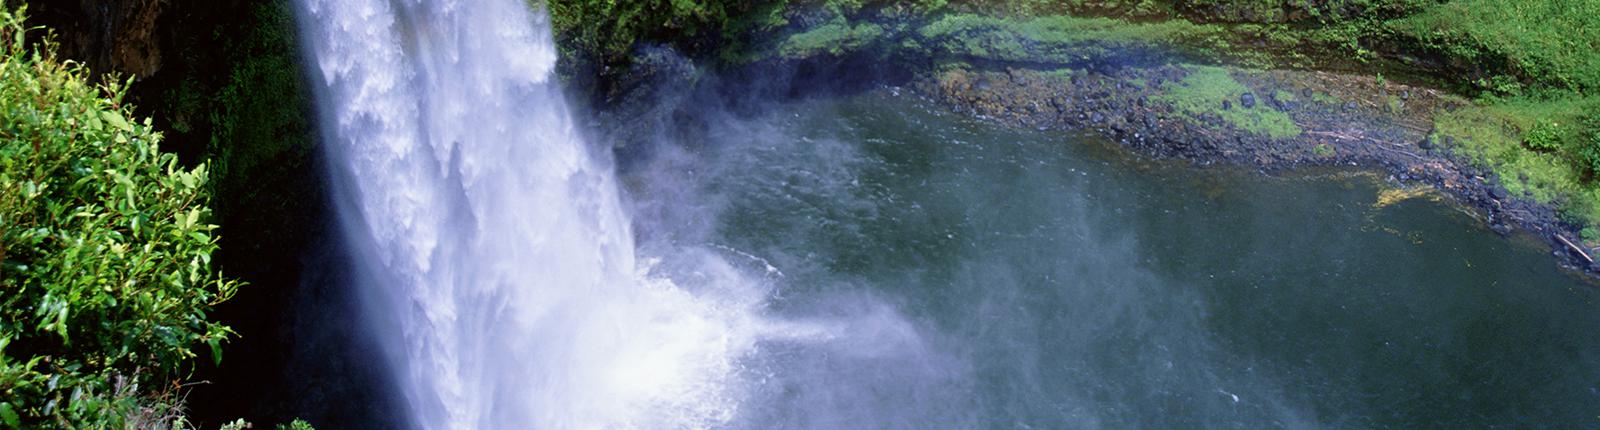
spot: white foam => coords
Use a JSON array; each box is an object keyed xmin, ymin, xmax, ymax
[{"xmin": 294, "ymin": 1, "xmax": 767, "ymax": 428}]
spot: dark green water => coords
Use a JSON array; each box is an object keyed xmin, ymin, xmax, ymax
[{"xmin": 629, "ymin": 91, "xmax": 1600, "ymax": 428}]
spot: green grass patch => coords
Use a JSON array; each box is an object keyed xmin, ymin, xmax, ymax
[
  {"xmin": 1311, "ymin": 91, "xmax": 1340, "ymax": 104},
  {"xmin": 1392, "ymin": 0, "xmax": 1600, "ymax": 94},
  {"xmin": 1153, "ymin": 65, "xmax": 1302, "ymax": 139},
  {"xmin": 914, "ymin": 13, "xmax": 1222, "ymax": 63},
  {"xmin": 1314, "ymin": 143, "xmax": 1336, "ymax": 157},
  {"xmin": 775, "ymin": 19, "xmax": 886, "ymax": 58},
  {"xmin": 1433, "ymin": 96, "xmax": 1600, "ymax": 222},
  {"xmin": 1043, "ymin": 67, "xmax": 1082, "ymax": 80}
]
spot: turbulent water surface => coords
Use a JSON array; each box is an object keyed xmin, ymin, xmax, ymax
[
  {"xmin": 297, "ymin": 0, "xmax": 773, "ymax": 428},
  {"xmin": 628, "ymin": 92, "xmax": 1600, "ymax": 428},
  {"xmin": 293, "ymin": 0, "xmax": 1600, "ymax": 428}
]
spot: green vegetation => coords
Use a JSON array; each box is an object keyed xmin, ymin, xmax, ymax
[
  {"xmin": 776, "ymin": 19, "xmax": 885, "ymax": 58},
  {"xmin": 913, "ymin": 13, "xmax": 1220, "ymax": 63},
  {"xmin": 1392, "ymin": 0, "xmax": 1600, "ymax": 94},
  {"xmin": 549, "ymin": 0, "xmax": 1600, "ymax": 230},
  {"xmin": 203, "ymin": 1, "xmax": 319, "ymax": 248},
  {"xmin": 547, "ymin": 0, "xmax": 748, "ymax": 63},
  {"xmin": 1152, "ymin": 65, "xmax": 1302, "ymax": 139},
  {"xmin": 1523, "ymin": 120, "xmax": 1564, "ymax": 152},
  {"xmin": 4, "ymin": 0, "xmax": 1595, "ymax": 420},
  {"xmin": 545, "ymin": 0, "xmax": 1600, "ymax": 96},
  {"xmin": 221, "ymin": 418, "xmax": 316, "ymax": 430},
  {"xmin": 1431, "ymin": 97, "xmax": 1600, "ymax": 222},
  {"xmin": 0, "ymin": 6, "xmax": 236, "ymax": 427},
  {"xmin": 1314, "ymin": 143, "xmax": 1336, "ymax": 157},
  {"xmin": 1582, "ymin": 114, "xmax": 1600, "ymax": 178}
]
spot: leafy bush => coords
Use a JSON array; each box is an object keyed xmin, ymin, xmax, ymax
[
  {"xmin": 1522, "ymin": 120, "xmax": 1564, "ymax": 152},
  {"xmin": 0, "ymin": 6, "xmax": 237, "ymax": 428},
  {"xmin": 546, "ymin": 0, "xmax": 747, "ymax": 62},
  {"xmin": 1581, "ymin": 114, "xmax": 1600, "ymax": 179}
]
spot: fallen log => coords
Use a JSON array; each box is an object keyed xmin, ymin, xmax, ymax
[{"xmin": 1554, "ymin": 234, "xmax": 1594, "ymax": 264}]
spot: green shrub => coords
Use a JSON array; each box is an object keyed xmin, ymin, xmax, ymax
[
  {"xmin": 546, "ymin": 0, "xmax": 748, "ymax": 62},
  {"xmin": 0, "ymin": 6, "xmax": 237, "ymax": 427},
  {"xmin": 1582, "ymin": 114, "xmax": 1600, "ymax": 178},
  {"xmin": 1313, "ymin": 143, "xmax": 1336, "ymax": 157},
  {"xmin": 1522, "ymin": 120, "xmax": 1563, "ymax": 152},
  {"xmin": 1583, "ymin": 226, "xmax": 1600, "ymax": 244}
]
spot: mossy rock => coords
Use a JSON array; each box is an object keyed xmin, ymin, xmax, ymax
[{"xmin": 1153, "ymin": 65, "xmax": 1302, "ymax": 139}]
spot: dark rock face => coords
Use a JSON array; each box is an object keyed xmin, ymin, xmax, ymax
[{"xmin": 23, "ymin": 0, "xmax": 189, "ymax": 79}]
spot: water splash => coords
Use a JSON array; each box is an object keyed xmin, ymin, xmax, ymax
[{"xmin": 292, "ymin": 1, "xmax": 765, "ymax": 428}]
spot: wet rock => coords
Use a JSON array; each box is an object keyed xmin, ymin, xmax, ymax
[
  {"xmin": 1491, "ymin": 223, "xmax": 1513, "ymax": 236},
  {"xmin": 1489, "ymin": 186, "xmax": 1508, "ymax": 200},
  {"xmin": 1240, "ymin": 92, "xmax": 1256, "ymax": 109}
]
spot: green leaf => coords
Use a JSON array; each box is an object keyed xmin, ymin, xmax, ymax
[
  {"xmin": 186, "ymin": 208, "xmax": 202, "ymax": 230},
  {"xmin": 208, "ymin": 337, "xmax": 223, "ymax": 367},
  {"xmin": 100, "ymin": 110, "xmax": 131, "ymax": 132},
  {"xmin": 0, "ymin": 402, "xmax": 19, "ymax": 428}
]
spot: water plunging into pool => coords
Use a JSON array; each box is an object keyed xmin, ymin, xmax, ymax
[{"xmin": 293, "ymin": 1, "xmax": 779, "ymax": 428}]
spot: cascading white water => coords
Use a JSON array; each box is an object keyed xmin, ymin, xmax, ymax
[{"xmin": 292, "ymin": 1, "xmax": 767, "ymax": 428}]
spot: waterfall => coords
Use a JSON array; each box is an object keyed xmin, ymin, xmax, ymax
[{"xmin": 292, "ymin": 1, "xmax": 762, "ymax": 428}]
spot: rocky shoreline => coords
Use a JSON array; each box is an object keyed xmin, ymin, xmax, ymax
[{"xmin": 913, "ymin": 63, "xmax": 1600, "ymax": 279}]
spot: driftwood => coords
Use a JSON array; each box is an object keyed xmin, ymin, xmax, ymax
[
  {"xmin": 1374, "ymin": 145, "xmax": 1425, "ymax": 160},
  {"xmin": 1305, "ymin": 130, "xmax": 1366, "ymax": 141},
  {"xmin": 1554, "ymin": 235, "xmax": 1594, "ymax": 264}
]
